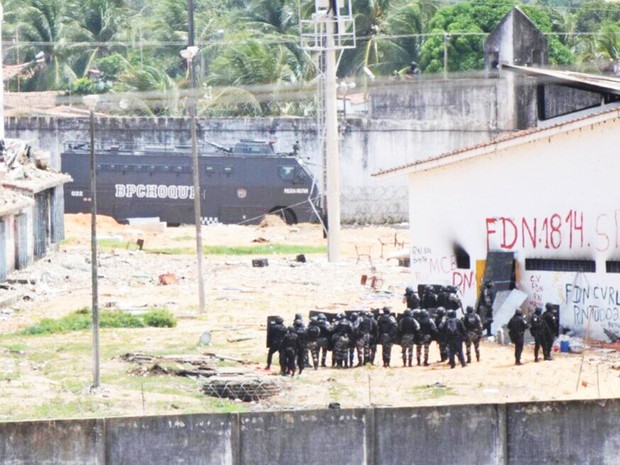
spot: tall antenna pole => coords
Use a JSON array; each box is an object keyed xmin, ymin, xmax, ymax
[
  {"xmin": 300, "ymin": 0, "xmax": 355, "ymax": 263},
  {"xmin": 324, "ymin": 11, "xmax": 340, "ymax": 261}
]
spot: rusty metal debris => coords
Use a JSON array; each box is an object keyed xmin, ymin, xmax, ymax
[
  {"xmin": 202, "ymin": 376, "xmax": 282, "ymax": 402},
  {"xmin": 158, "ymin": 273, "xmax": 178, "ymax": 285}
]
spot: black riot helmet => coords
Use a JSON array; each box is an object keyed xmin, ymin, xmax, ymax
[
  {"xmin": 466, "ymin": 306, "xmax": 474, "ymax": 314},
  {"xmin": 447, "ymin": 310, "xmax": 457, "ymax": 318},
  {"xmin": 275, "ymin": 316, "xmax": 284, "ymax": 324}
]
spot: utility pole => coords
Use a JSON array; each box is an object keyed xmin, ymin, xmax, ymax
[
  {"xmin": 184, "ymin": 0, "xmax": 206, "ymax": 313},
  {"xmin": 84, "ymin": 95, "xmax": 100, "ymax": 388}
]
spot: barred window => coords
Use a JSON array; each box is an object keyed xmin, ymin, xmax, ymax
[{"xmin": 525, "ymin": 259, "xmax": 595, "ymax": 273}]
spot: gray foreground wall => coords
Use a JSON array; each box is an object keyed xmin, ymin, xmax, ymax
[{"xmin": 2, "ymin": 398, "xmax": 620, "ymax": 465}]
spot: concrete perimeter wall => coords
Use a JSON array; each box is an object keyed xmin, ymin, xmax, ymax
[
  {"xmin": 2, "ymin": 398, "xmax": 620, "ymax": 464},
  {"xmin": 5, "ymin": 76, "xmax": 512, "ymax": 223}
]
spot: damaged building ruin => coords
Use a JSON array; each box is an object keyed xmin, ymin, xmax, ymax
[{"xmin": 0, "ymin": 139, "xmax": 70, "ymax": 281}]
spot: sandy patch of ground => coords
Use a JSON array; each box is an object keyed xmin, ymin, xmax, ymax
[{"xmin": 0, "ymin": 214, "xmax": 618, "ymax": 420}]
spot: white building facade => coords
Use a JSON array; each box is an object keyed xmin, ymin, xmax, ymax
[{"xmin": 378, "ymin": 108, "xmax": 620, "ymax": 341}]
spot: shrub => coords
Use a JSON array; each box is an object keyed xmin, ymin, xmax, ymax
[{"xmin": 143, "ymin": 309, "xmax": 177, "ymax": 328}]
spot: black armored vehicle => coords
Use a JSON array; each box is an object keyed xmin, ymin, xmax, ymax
[{"xmin": 62, "ymin": 139, "xmax": 321, "ymax": 225}]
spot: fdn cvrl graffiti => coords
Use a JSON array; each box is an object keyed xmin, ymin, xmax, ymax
[
  {"xmin": 486, "ymin": 209, "xmax": 620, "ymax": 252},
  {"xmin": 566, "ymin": 283, "xmax": 620, "ymax": 327}
]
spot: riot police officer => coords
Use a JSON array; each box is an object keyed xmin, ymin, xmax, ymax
[
  {"xmin": 462, "ymin": 306, "xmax": 483, "ymax": 363},
  {"xmin": 331, "ymin": 313, "xmax": 353, "ymax": 368},
  {"xmin": 415, "ymin": 309, "xmax": 436, "ymax": 366},
  {"xmin": 542, "ymin": 303, "xmax": 557, "ymax": 361},
  {"xmin": 293, "ymin": 319, "xmax": 308, "ymax": 374},
  {"xmin": 440, "ymin": 309, "xmax": 467, "ymax": 369},
  {"xmin": 266, "ymin": 316, "xmax": 286, "ymax": 370},
  {"xmin": 356, "ymin": 312, "xmax": 373, "ymax": 366},
  {"xmin": 529, "ymin": 307, "xmax": 545, "ymax": 362},
  {"xmin": 399, "ymin": 309, "xmax": 420, "ymax": 367},
  {"xmin": 377, "ymin": 307, "xmax": 398, "ymax": 367},
  {"xmin": 434, "ymin": 307, "xmax": 448, "ymax": 362},
  {"xmin": 316, "ymin": 313, "xmax": 331, "ymax": 367},
  {"xmin": 507, "ymin": 309, "xmax": 528, "ymax": 366},
  {"xmin": 478, "ymin": 281, "xmax": 494, "ymax": 336},
  {"xmin": 307, "ymin": 316, "xmax": 321, "ymax": 369},
  {"xmin": 280, "ymin": 326, "xmax": 299, "ymax": 376},
  {"xmin": 404, "ymin": 286, "xmax": 420, "ymax": 310}
]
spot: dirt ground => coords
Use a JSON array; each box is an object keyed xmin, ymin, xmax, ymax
[{"xmin": 0, "ymin": 214, "xmax": 619, "ymax": 420}]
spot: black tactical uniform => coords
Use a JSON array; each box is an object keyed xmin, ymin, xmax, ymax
[
  {"xmin": 368, "ymin": 312, "xmax": 379, "ymax": 364},
  {"xmin": 266, "ymin": 316, "xmax": 286, "ymax": 370},
  {"xmin": 356, "ymin": 312, "xmax": 373, "ymax": 366},
  {"xmin": 280, "ymin": 326, "xmax": 299, "ymax": 376},
  {"xmin": 332, "ymin": 314, "xmax": 353, "ymax": 368},
  {"xmin": 307, "ymin": 316, "xmax": 321, "ymax": 369},
  {"xmin": 348, "ymin": 313, "xmax": 360, "ymax": 367},
  {"xmin": 434, "ymin": 307, "xmax": 448, "ymax": 362},
  {"xmin": 462, "ymin": 306, "xmax": 483, "ymax": 363},
  {"xmin": 293, "ymin": 319, "xmax": 308, "ymax": 374},
  {"xmin": 440, "ymin": 310, "xmax": 467, "ymax": 368},
  {"xmin": 542, "ymin": 303, "xmax": 557, "ymax": 361},
  {"xmin": 478, "ymin": 282, "xmax": 494, "ymax": 337},
  {"xmin": 404, "ymin": 286, "xmax": 420, "ymax": 310},
  {"xmin": 316, "ymin": 314, "xmax": 331, "ymax": 367},
  {"xmin": 529, "ymin": 307, "xmax": 545, "ymax": 362},
  {"xmin": 415, "ymin": 309, "xmax": 435, "ymax": 366},
  {"xmin": 377, "ymin": 307, "xmax": 398, "ymax": 367},
  {"xmin": 507, "ymin": 309, "xmax": 528, "ymax": 365},
  {"xmin": 399, "ymin": 309, "xmax": 420, "ymax": 367}
]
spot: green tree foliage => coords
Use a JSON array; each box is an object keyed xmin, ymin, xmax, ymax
[
  {"xmin": 574, "ymin": 0, "xmax": 620, "ymax": 33},
  {"xmin": 419, "ymin": 1, "xmax": 574, "ymax": 73},
  {"xmin": 4, "ymin": 0, "xmax": 620, "ymax": 113},
  {"xmin": 339, "ymin": 0, "xmax": 437, "ymax": 76}
]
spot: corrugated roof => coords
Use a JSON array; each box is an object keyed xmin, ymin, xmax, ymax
[
  {"xmin": 503, "ymin": 64, "xmax": 620, "ymax": 95},
  {"xmin": 374, "ymin": 105, "xmax": 620, "ymax": 177}
]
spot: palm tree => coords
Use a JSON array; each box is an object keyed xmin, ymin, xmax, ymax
[
  {"xmin": 69, "ymin": 0, "xmax": 130, "ymax": 76},
  {"xmin": 4, "ymin": 0, "xmax": 82, "ymax": 90},
  {"xmin": 340, "ymin": 0, "xmax": 438, "ymax": 77}
]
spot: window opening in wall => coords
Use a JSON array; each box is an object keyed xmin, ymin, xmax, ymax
[
  {"xmin": 525, "ymin": 258, "xmax": 595, "ymax": 273},
  {"xmin": 605, "ymin": 261, "xmax": 620, "ymax": 273},
  {"xmin": 453, "ymin": 243, "xmax": 470, "ymax": 269}
]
